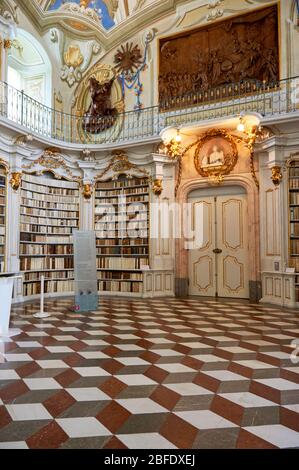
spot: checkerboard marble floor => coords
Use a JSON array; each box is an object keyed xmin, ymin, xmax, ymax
[{"xmin": 0, "ymin": 297, "xmax": 299, "ymax": 449}]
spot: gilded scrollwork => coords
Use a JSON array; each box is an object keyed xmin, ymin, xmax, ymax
[
  {"xmin": 95, "ymin": 151, "xmax": 150, "ymax": 181},
  {"xmin": 22, "ymin": 148, "xmax": 81, "ymax": 183}
]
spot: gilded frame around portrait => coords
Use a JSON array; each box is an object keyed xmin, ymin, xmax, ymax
[{"xmin": 194, "ymin": 129, "xmax": 238, "ymax": 183}]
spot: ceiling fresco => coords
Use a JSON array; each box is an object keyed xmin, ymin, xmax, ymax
[{"xmin": 46, "ymin": 1, "xmax": 115, "ymax": 30}]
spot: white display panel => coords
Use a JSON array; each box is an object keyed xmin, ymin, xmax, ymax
[{"xmin": 73, "ymin": 230, "xmax": 98, "ymax": 311}]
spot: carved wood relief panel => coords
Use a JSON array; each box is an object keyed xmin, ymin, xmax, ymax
[{"xmin": 159, "ymin": 5, "xmax": 279, "ymax": 110}]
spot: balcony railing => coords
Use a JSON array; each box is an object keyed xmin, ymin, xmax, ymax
[{"xmin": 0, "ymin": 77, "xmax": 298, "ymax": 146}]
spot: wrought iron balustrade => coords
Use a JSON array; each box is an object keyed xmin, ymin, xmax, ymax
[{"xmin": 0, "ymin": 77, "xmax": 298, "ymax": 146}]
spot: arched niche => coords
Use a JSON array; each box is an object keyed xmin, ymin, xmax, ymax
[{"xmin": 7, "ymin": 29, "xmax": 52, "ymax": 108}]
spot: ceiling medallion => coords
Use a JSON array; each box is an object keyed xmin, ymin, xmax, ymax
[{"xmin": 114, "ymin": 42, "xmax": 143, "ymax": 76}]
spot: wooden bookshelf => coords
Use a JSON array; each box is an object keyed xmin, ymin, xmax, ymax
[
  {"xmin": 19, "ymin": 173, "xmax": 80, "ymax": 297},
  {"xmin": 288, "ymin": 160, "xmax": 299, "ymax": 302},
  {"xmin": 95, "ymin": 175, "xmax": 150, "ymax": 295},
  {"xmin": 0, "ymin": 165, "xmax": 7, "ymax": 272}
]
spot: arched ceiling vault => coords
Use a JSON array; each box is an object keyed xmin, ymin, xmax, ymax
[{"xmin": 14, "ymin": 0, "xmax": 186, "ymax": 51}]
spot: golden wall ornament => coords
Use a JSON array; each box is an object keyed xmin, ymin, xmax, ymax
[
  {"xmin": 10, "ymin": 172, "xmax": 22, "ymax": 191},
  {"xmin": 22, "ymin": 148, "xmax": 81, "ymax": 182},
  {"xmin": 3, "ymin": 39, "xmax": 12, "ymax": 49},
  {"xmin": 64, "ymin": 45, "xmax": 84, "ymax": 68},
  {"xmin": 194, "ymin": 129, "xmax": 238, "ymax": 183},
  {"xmin": 152, "ymin": 179, "xmax": 163, "ymax": 196},
  {"xmin": 164, "ymin": 139, "xmax": 182, "ymax": 160},
  {"xmin": 235, "ymin": 125, "xmax": 260, "ymax": 189},
  {"xmin": 82, "ymin": 183, "xmax": 93, "ymax": 200},
  {"xmin": 271, "ymin": 165, "xmax": 283, "ymax": 186},
  {"xmin": 95, "ymin": 151, "xmax": 150, "ymax": 181}
]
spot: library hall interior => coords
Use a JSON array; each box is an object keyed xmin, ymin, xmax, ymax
[{"xmin": 0, "ymin": 0, "xmax": 299, "ymax": 451}]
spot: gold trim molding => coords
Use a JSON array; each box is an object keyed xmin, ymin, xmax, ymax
[
  {"xmin": 22, "ymin": 148, "xmax": 81, "ymax": 183},
  {"xmin": 95, "ymin": 151, "xmax": 150, "ymax": 181}
]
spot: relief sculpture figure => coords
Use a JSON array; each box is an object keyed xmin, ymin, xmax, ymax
[{"xmin": 82, "ymin": 77, "xmax": 118, "ymax": 134}]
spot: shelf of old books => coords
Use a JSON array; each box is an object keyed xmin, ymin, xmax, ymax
[
  {"xmin": 288, "ymin": 160, "xmax": 299, "ymax": 302},
  {"xmin": 95, "ymin": 175, "xmax": 150, "ymax": 295},
  {"xmin": 0, "ymin": 165, "xmax": 7, "ymax": 273},
  {"xmin": 19, "ymin": 173, "xmax": 80, "ymax": 298}
]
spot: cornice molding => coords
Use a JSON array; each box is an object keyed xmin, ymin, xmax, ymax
[{"xmin": 18, "ymin": 0, "xmax": 187, "ymax": 51}]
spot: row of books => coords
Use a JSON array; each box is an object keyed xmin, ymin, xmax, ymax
[
  {"xmin": 20, "ymin": 224, "xmax": 74, "ymax": 234},
  {"xmin": 24, "ymin": 270, "xmax": 74, "ymax": 281},
  {"xmin": 290, "ymin": 257, "xmax": 299, "ymax": 272},
  {"xmin": 289, "ymin": 179, "xmax": 299, "ymax": 189},
  {"xmin": 96, "ymin": 238, "xmax": 148, "ymax": 246},
  {"xmin": 20, "ymin": 245, "xmax": 73, "ymax": 255},
  {"xmin": 0, "ymin": 226, "xmax": 4, "ymax": 236},
  {"xmin": 95, "ymin": 213, "xmax": 148, "ymax": 222},
  {"xmin": 23, "ymin": 279, "xmax": 74, "ymax": 296},
  {"xmin": 0, "ymin": 207, "xmax": 4, "ymax": 215},
  {"xmin": 98, "ymin": 271, "xmax": 142, "ymax": 281},
  {"xmin": 20, "ymin": 257, "xmax": 74, "ymax": 271},
  {"xmin": 20, "ymin": 233, "xmax": 73, "ymax": 243},
  {"xmin": 289, "ymin": 193, "xmax": 299, "ymax": 205},
  {"xmin": 95, "ymin": 230, "xmax": 148, "ymax": 238},
  {"xmin": 96, "ymin": 246, "xmax": 149, "ymax": 256},
  {"xmin": 290, "ymin": 239, "xmax": 299, "ymax": 254},
  {"xmin": 95, "ymin": 188, "xmax": 149, "ymax": 197},
  {"xmin": 290, "ymin": 223, "xmax": 299, "ymax": 237},
  {"xmin": 0, "ymin": 196, "xmax": 5, "ymax": 205},
  {"xmin": 290, "ymin": 207, "xmax": 299, "ymax": 219},
  {"xmin": 95, "ymin": 222, "xmax": 148, "ymax": 230},
  {"xmin": 22, "ymin": 190, "xmax": 78, "ymax": 205},
  {"xmin": 22, "ymin": 181, "xmax": 78, "ymax": 196},
  {"xmin": 0, "ymin": 234, "xmax": 4, "ymax": 244},
  {"xmin": 0, "ymin": 217, "xmax": 4, "ymax": 226},
  {"xmin": 0, "ymin": 246, "xmax": 4, "ymax": 255},
  {"xmin": 21, "ymin": 207, "xmax": 79, "ymax": 219},
  {"xmin": 96, "ymin": 178, "xmax": 148, "ymax": 189},
  {"xmin": 98, "ymin": 280, "xmax": 142, "ymax": 293},
  {"xmin": 21, "ymin": 197, "xmax": 79, "ymax": 211},
  {"xmin": 96, "ymin": 257, "xmax": 149, "ymax": 270},
  {"xmin": 96, "ymin": 195, "xmax": 149, "ymax": 204},
  {"xmin": 21, "ymin": 215, "xmax": 78, "ymax": 227}
]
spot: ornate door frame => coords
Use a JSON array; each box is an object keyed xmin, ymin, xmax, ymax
[{"xmin": 175, "ymin": 174, "xmax": 260, "ymax": 301}]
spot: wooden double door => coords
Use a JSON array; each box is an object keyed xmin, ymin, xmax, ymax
[{"xmin": 188, "ymin": 190, "xmax": 249, "ymax": 299}]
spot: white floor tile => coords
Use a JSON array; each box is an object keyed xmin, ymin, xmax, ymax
[
  {"xmin": 57, "ymin": 417, "xmax": 111, "ymax": 438},
  {"xmin": 118, "ymin": 433, "xmax": 177, "ymax": 449},
  {"xmin": 66, "ymin": 387, "xmax": 110, "ymax": 402},
  {"xmin": 176, "ymin": 410, "xmax": 238, "ymax": 429},
  {"xmin": 6, "ymin": 403, "xmax": 52, "ymax": 421},
  {"xmin": 116, "ymin": 398, "xmax": 167, "ymax": 414},
  {"xmin": 244, "ymin": 424, "xmax": 299, "ymax": 448},
  {"xmin": 24, "ymin": 378, "xmax": 62, "ymax": 390},
  {"xmin": 73, "ymin": 367, "xmax": 110, "ymax": 377}
]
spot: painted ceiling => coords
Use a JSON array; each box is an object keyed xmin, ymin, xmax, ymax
[{"xmin": 46, "ymin": 1, "xmax": 115, "ymax": 30}]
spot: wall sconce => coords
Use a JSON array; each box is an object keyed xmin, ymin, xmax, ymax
[
  {"xmin": 271, "ymin": 165, "xmax": 283, "ymax": 186},
  {"xmin": 237, "ymin": 115, "xmax": 245, "ymax": 132},
  {"xmin": 10, "ymin": 172, "xmax": 22, "ymax": 191},
  {"xmin": 164, "ymin": 130, "xmax": 183, "ymax": 159}
]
